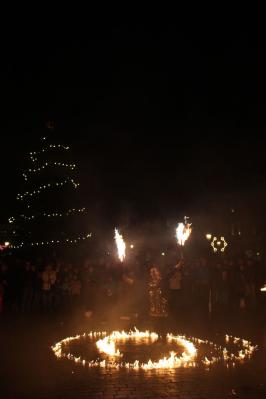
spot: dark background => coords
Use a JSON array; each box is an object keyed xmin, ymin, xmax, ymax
[{"xmin": 1, "ymin": 24, "xmax": 266, "ymax": 230}]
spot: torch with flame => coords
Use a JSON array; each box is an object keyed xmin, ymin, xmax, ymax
[
  {"xmin": 114, "ymin": 228, "xmax": 126, "ymax": 262},
  {"xmin": 0, "ymin": 241, "xmax": 10, "ymax": 251},
  {"xmin": 176, "ymin": 218, "xmax": 192, "ymax": 247},
  {"xmin": 175, "ymin": 217, "xmax": 192, "ymax": 259}
]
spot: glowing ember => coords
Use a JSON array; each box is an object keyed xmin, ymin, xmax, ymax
[
  {"xmin": 176, "ymin": 221, "xmax": 192, "ymax": 246},
  {"xmin": 115, "ymin": 228, "xmax": 126, "ymax": 262},
  {"xmin": 51, "ymin": 328, "xmax": 257, "ymax": 371}
]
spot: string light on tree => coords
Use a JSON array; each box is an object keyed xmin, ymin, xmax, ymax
[
  {"xmin": 17, "ymin": 178, "xmax": 80, "ymax": 201},
  {"xmin": 12, "ymin": 207, "xmax": 87, "ymax": 222},
  {"xmin": 29, "ymin": 144, "xmax": 70, "ymax": 162},
  {"xmin": 10, "ymin": 129, "xmax": 89, "ymax": 249},
  {"xmin": 11, "ymin": 233, "xmax": 92, "ymax": 249},
  {"xmin": 23, "ymin": 161, "xmax": 76, "ymax": 180}
]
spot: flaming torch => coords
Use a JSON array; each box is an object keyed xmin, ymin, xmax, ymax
[
  {"xmin": 260, "ymin": 284, "xmax": 266, "ymax": 292},
  {"xmin": 0, "ymin": 241, "xmax": 10, "ymax": 251},
  {"xmin": 114, "ymin": 228, "xmax": 126, "ymax": 262},
  {"xmin": 176, "ymin": 217, "xmax": 192, "ymax": 258}
]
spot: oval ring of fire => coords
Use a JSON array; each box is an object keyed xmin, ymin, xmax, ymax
[{"xmin": 51, "ymin": 328, "xmax": 257, "ymax": 371}]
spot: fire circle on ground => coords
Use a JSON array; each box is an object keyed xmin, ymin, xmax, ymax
[{"xmin": 51, "ymin": 328, "xmax": 257, "ymax": 371}]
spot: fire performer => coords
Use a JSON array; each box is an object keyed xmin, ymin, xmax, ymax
[
  {"xmin": 148, "ymin": 266, "xmax": 168, "ymax": 317},
  {"xmin": 168, "ymin": 259, "xmax": 184, "ymax": 317}
]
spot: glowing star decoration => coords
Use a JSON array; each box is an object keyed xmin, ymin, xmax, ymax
[
  {"xmin": 211, "ymin": 236, "xmax": 228, "ymax": 253},
  {"xmin": 51, "ymin": 328, "xmax": 257, "ymax": 371},
  {"xmin": 115, "ymin": 228, "xmax": 126, "ymax": 262},
  {"xmin": 176, "ymin": 219, "xmax": 192, "ymax": 246}
]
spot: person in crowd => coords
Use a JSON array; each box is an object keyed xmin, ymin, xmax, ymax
[
  {"xmin": 22, "ymin": 262, "xmax": 36, "ymax": 312},
  {"xmin": 0, "ymin": 251, "xmax": 265, "ymax": 319},
  {"xmin": 148, "ymin": 265, "xmax": 168, "ymax": 317},
  {"xmin": 0, "ymin": 263, "xmax": 8, "ymax": 313},
  {"xmin": 168, "ymin": 259, "xmax": 183, "ymax": 317},
  {"xmin": 41, "ymin": 264, "xmax": 57, "ymax": 312},
  {"xmin": 69, "ymin": 273, "xmax": 82, "ymax": 309}
]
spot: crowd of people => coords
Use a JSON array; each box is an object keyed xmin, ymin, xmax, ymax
[{"xmin": 0, "ymin": 254, "xmax": 265, "ymax": 320}]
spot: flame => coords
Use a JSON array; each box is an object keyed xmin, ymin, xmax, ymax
[
  {"xmin": 96, "ymin": 336, "xmax": 121, "ymax": 357},
  {"xmin": 0, "ymin": 241, "xmax": 10, "ymax": 251},
  {"xmin": 176, "ymin": 222, "xmax": 192, "ymax": 246},
  {"xmin": 95, "ymin": 330, "xmax": 196, "ymax": 370},
  {"xmin": 115, "ymin": 228, "xmax": 126, "ymax": 262},
  {"xmin": 96, "ymin": 328, "xmax": 158, "ymax": 359},
  {"xmin": 51, "ymin": 329, "xmax": 257, "ymax": 371}
]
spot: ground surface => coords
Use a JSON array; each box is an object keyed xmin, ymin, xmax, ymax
[{"xmin": 1, "ymin": 311, "xmax": 266, "ymax": 399}]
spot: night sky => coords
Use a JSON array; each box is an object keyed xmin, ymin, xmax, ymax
[{"xmin": 1, "ymin": 24, "xmax": 266, "ymax": 225}]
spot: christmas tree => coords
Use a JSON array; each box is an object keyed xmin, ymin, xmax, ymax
[{"xmin": 10, "ymin": 125, "xmax": 91, "ymax": 250}]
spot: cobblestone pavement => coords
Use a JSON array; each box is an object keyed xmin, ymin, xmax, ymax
[{"xmin": 1, "ymin": 314, "xmax": 266, "ymax": 399}]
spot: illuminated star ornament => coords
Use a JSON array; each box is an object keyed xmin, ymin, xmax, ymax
[{"xmin": 211, "ymin": 236, "xmax": 228, "ymax": 253}]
